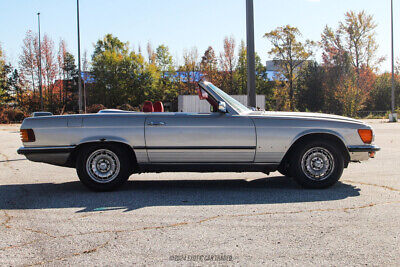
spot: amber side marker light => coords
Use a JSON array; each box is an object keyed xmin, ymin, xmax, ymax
[
  {"xmin": 358, "ymin": 129, "xmax": 373, "ymax": 144},
  {"xmin": 20, "ymin": 129, "xmax": 35, "ymax": 142}
]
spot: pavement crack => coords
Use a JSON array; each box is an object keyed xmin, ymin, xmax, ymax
[
  {"xmin": 20, "ymin": 228, "xmax": 57, "ymax": 239},
  {"xmin": 342, "ymin": 180, "xmax": 400, "ymax": 192},
  {"xmin": 0, "ymin": 152, "xmax": 10, "ymax": 162},
  {"xmin": 26, "ymin": 238, "xmax": 112, "ymax": 266},
  {"xmin": 1, "ymin": 210, "xmax": 57, "ymax": 238},
  {"xmin": 1, "ymin": 211, "xmax": 12, "ymax": 229},
  {"xmin": 229, "ymin": 200, "xmax": 400, "ymax": 219}
]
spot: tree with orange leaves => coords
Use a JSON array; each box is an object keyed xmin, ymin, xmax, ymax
[
  {"xmin": 264, "ymin": 25, "xmax": 315, "ymax": 111},
  {"xmin": 219, "ymin": 36, "xmax": 237, "ymax": 94},
  {"xmin": 321, "ymin": 10, "xmax": 380, "ymax": 116}
]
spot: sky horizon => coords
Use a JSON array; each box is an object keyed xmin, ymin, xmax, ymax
[{"xmin": 0, "ymin": 0, "xmax": 398, "ymax": 72}]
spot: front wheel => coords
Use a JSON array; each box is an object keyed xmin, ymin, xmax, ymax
[
  {"xmin": 76, "ymin": 144, "xmax": 131, "ymax": 191},
  {"xmin": 290, "ymin": 141, "xmax": 344, "ymax": 189}
]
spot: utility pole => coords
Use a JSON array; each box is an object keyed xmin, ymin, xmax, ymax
[
  {"xmin": 37, "ymin": 12, "xmax": 44, "ymax": 111},
  {"xmin": 77, "ymin": 0, "xmax": 83, "ymax": 113},
  {"xmin": 390, "ymin": 0, "xmax": 397, "ymax": 122},
  {"xmin": 246, "ymin": 0, "xmax": 256, "ymax": 108}
]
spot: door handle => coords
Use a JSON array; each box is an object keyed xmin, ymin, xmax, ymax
[{"xmin": 148, "ymin": 121, "xmax": 166, "ymax": 126}]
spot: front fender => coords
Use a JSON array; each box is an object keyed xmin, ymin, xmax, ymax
[{"xmin": 290, "ymin": 129, "xmax": 348, "ymax": 148}]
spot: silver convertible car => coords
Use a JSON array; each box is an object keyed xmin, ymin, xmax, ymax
[{"xmin": 18, "ymin": 81, "xmax": 380, "ymax": 191}]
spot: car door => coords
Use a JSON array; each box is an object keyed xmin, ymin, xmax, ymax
[{"xmin": 144, "ymin": 112, "xmax": 256, "ymax": 163}]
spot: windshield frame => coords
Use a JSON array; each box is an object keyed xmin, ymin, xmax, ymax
[{"xmin": 198, "ymin": 81, "xmax": 251, "ymax": 115}]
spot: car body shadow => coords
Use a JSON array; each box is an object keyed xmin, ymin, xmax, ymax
[{"xmin": 0, "ymin": 176, "xmax": 360, "ymax": 212}]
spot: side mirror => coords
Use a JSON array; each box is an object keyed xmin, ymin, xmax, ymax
[{"xmin": 218, "ymin": 101, "xmax": 227, "ymax": 113}]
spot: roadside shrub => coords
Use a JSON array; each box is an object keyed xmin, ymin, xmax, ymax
[
  {"xmin": 117, "ymin": 104, "xmax": 135, "ymax": 111},
  {"xmin": 87, "ymin": 104, "xmax": 106, "ymax": 113},
  {"xmin": 364, "ymin": 113, "xmax": 384, "ymax": 119},
  {"xmin": 0, "ymin": 108, "xmax": 27, "ymax": 123},
  {"xmin": 0, "ymin": 109, "xmax": 9, "ymax": 124}
]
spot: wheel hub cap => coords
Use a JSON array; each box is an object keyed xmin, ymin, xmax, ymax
[
  {"xmin": 301, "ymin": 147, "xmax": 335, "ymax": 181},
  {"xmin": 86, "ymin": 149, "xmax": 120, "ymax": 183}
]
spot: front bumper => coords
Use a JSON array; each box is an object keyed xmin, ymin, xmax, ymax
[
  {"xmin": 347, "ymin": 145, "xmax": 380, "ymax": 162},
  {"xmin": 17, "ymin": 146, "xmax": 75, "ymax": 166}
]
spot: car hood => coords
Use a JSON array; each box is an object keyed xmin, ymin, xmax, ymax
[{"xmin": 248, "ymin": 111, "xmax": 364, "ymax": 124}]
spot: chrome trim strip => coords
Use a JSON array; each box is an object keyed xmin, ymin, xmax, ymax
[
  {"xmin": 133, "ymin": 146, "xmax": 256, "ymax": 150},
  {"xmin": 138, "ymin": 162, "xmax": 279, "ymax": 173},
  {"xmin": 17, "ymin": 146, "xmax": 75, "ymax": 155},
  {"xmin": 347, "ymin": 145, "xmax": 380, "ymax": 152}
]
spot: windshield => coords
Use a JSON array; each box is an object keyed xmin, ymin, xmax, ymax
[{"xmin": 207, "ymin": 83, "xmax": 250, "ymax": 114}]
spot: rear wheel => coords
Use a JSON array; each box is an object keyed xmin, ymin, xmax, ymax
[
  {"xmin": 76, "ymin": 144, "xmax": 131, "ymax": 191},
  {"xmin": 290, "ymin": 140, "xmax": 344, "ymax": 189}
]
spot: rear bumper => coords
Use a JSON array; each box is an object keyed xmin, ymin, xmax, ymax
[
  {"xmin": 347, "ymin": 145, "xmax": 380, "ymax": 162},
  {"xmin": 17, "ymin": 146, "xmax": 75, "ymax": 166}
]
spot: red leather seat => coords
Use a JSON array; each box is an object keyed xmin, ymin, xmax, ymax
[
  {"xmin": 142, "ymin": 101, "xmax": 154, "ymax": 112},
  {"xmin": 154, "ymin": 101, "xmax": 164, "ymax": 112}
]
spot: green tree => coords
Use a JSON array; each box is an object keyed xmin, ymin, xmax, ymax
[
  {"xmin": 0, "ymin": 45, "xmax": 12, "ymax": 105},
  {"xmin": 91, "ymin": 34, "xmax": 157, "ymax": 107},
  {"xmin": 62, "ymin": 52, "xmax": 77, "ymax": 79},
  {"xmin": 236, "ymin": 41, "xmax": 248, "ymax": 95},
  {"xmin": 235, "ymin": 40, "xmax": 274, "ymax": 109},
  {"xmin": 93, "ymin": 34, "xmax": 128, "ymax": 58},
  {"xmin": 368, "ymin": 73, "xmax": 400, "ymax": 111},
  {"xmin": 8, "ymin": 69, "xmax": 24, "ymax": 106},
  {"xmin": 295, "ymin": 61, "xmax": 325, "ymax": 112},
  {"xmin": 153, "ymin": 45, "xmax": 178, "ymax": 104},
  {"xmin": 61, "ymin": 51, "xmax": 77, "ymax": 110},
  {"xmin": 264, "ymin": 25, "xmax": 315, "ymax": 110},
  {"xmin": 155, "ymin": 45, "xmax": 173, "ymax": 75}
]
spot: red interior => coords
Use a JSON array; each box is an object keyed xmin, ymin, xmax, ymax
[
  {"xmin": 142, "ymin": 101, "xmax": 154, "ymax": 112},
  {"xmin": 197, "ymin": 87, "xmax": 218, "ymax": 112},
  {"xmin": 154, "ymin": 101, "xmax": 164, "ymax": 112},
  {"xmin": 197, "ymin": 87, "xmax": 208, "ymax": 100},
  {"xmin": 142, "ymin": 86, "xmax": 217, "ymax": 113}
]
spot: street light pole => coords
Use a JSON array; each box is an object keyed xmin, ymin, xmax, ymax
[
  {"xmin": 37, "ymin": 12, "xmax": 44, "ymax": 111},
  {"xmin": 246, "ymin": 0, "xmax": 256, "ymax": 108},
  {"xmin": 390, "ymin": 0, "xmax": 397, "ymax": 121},
  {"xmin": 77, "ymin": 0, "xmax": 83, "ymax": 113}
]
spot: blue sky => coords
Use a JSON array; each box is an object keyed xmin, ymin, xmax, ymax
[{"xmin": 0, "ymin": 0, "xmax": 396, "ymax": 71}]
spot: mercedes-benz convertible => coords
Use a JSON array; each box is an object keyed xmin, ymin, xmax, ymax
[{"xmin": 17, "ymin": 81, "xmax": 380, "ymax": 191}]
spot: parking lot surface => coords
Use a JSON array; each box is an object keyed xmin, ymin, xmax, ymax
[{"xmin": 0, "ymin": 119, "xmax": 399, "ymax": 266}]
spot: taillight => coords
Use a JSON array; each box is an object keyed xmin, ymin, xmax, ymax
[
  {"xmin": 358, "ymin": 129, "xmax": 373, "ymax": 144},
  {"xmin": 20, "ymin": 129, "xmax": 35, "ymax": 142}
]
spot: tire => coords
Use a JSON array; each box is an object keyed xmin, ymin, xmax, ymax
[
  {"xmin": 277, "ymin": 165, "xmax": 290, "ymax": 177},
  {"xmin": 76, "ymin": 143, "xmax": 131, "ymax": 191},
  {"xmin": 290, "ymin": 140, "xmax": 344, "ymax": 189}
]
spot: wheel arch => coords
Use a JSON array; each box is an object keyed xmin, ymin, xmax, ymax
[
  {"xmin": 66, "ymin": 141, "xmax": 138, "ymax": 173},
  {"xmin": 280, "ymin": 132, "xmax": 350, "ymax": 170}
]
